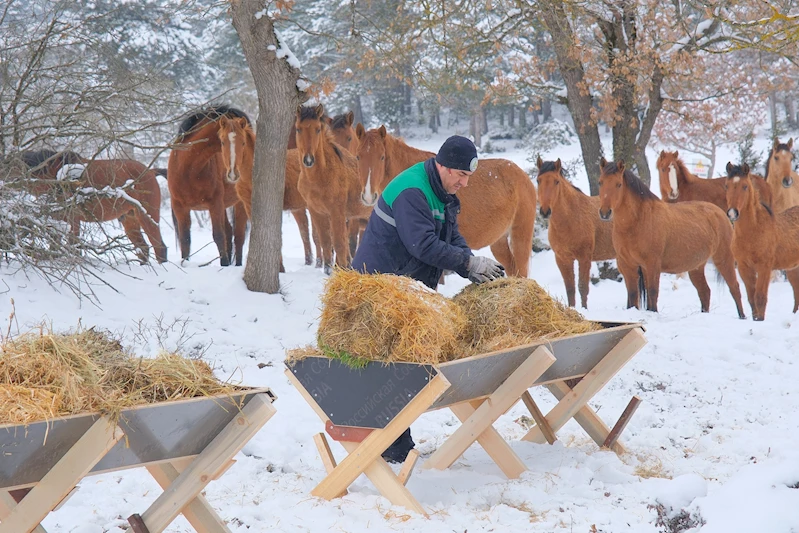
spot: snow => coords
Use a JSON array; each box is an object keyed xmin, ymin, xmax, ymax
[{"xmin": 3, "ymin": 128, "xmax": 799, "ymax": 532}]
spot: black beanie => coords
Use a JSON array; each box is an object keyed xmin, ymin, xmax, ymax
[{"xmin": 435, "ymin": 135, "xmax": 479, "ymax": 172}]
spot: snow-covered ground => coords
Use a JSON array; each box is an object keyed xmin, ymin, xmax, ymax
[{"xmin": 3, "ymin": 127, "xmax": 799, "ymax": 533}]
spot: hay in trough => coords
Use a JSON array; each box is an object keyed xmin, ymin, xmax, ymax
[
  {"xmin": 316, "ymin": 269, "xmax": 466, "ymax": 365},
  {"xmin": 453, "ymin": 277, "xmax": 602, "ymax": 354},
  {"xmin": 0, "ymin": 327, "xmax": 242, "ymax": 425}
]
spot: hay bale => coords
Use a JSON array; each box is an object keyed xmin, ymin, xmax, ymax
[
  {"xmin": 454, "ymin": 277, "xmax": 602, "ymax": 354},
  {"xmin": 317, "ymin": 269, "xmax": 466, "ymax": 365},
  {"xmin": 0, "ymin": 384, "xmax": 62, "ymax": 425}
]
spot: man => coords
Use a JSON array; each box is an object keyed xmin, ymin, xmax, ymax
[{"xmin": 352, "ymin": 135, "xmax": 505, "ymax": 463}]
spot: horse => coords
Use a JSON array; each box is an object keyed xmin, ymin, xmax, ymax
[
  {"xmin": 598, "ymin": 158, "xmax": 744, "ymax": 318},
  {"xmin": 725, "ymin": 162, "xmax": 799, "ymax": 320},
  {"xmin": 764, "ymin": 138, "xmax": 799, "ymax": 214},
  {"xmin": 17, "ymin": 151, "xmax": 167, "ymax": 263},
  {"xmin": 536, "ymin": 157, "xmax": 614, "ymax": 308},
  {"xmin": 231, "ymin": 111, "xmax": 358, "ymax": 269},
  {"xmin": 354, "ymin": 124, "xmax": 537, "ymax": 277},
  {"xmin": 167, "ymin": 105, "xmax": 249, "ymax": 267},
  {"xmin": 295, "ymin": 104, "xmax": 371, "ymax": 272}
]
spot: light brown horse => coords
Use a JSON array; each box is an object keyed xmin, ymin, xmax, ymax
[
  {"xmin": 536, "ymin": 157, "xmax": 614, "ymax": 308},
  {"xmin": 167, "ymin": 105, "xmax": 249, "ymax": 267},
  {"xmin": 354, "ymin": 124, "xmax": 537, "ymax": 277},
  {"xmin": 725, "ymin": 162, "xmax": 799, "ymax": 320},
  {"xmin": 598, "ymin": 158, "xmax": 744, "ymax": 317},
  {"xmin": 18, "ymin": 150, "xmax": 167, "ymax": 263},
  {"xmin": 764, "ymin": 138, "xmax": 799, "ymax": 214},
  {"xmin": 295, "ymin": 104, "xmax": 370, "ymax": 272},
  {"xmin": 232, "ymin": 111, "xmax": 358, "ymax": 269}
]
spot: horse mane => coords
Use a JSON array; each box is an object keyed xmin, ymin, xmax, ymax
[
  {"xmin": 538, "ymin": 160, "xmax": 586, "ymax": 195},
  {"xmin": 21, "ymin": 149, "xmax": 83, "ymax": 169},
  {"xmin": 330, "ymin": 113, "xmax": 350, "ymax": 129},
  {"xmin": 178, "ymin": 105, "xmax": 251, "ymax": 135},
  {"xmin": 671, "ymin": 155, "xmax": 695, "ymax": 182},
  {"xmin": 298, "ymin": 105, "xmax": 322, "ymax": 123},
  {"xmin": 604, "ymin": 161, "xmax": 658, "ymax": 201}
]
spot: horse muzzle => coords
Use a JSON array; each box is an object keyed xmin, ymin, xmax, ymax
[
  {"xmin": 727, "ymin": 208, "xmax": 739, "ymax": 222},
  {"xmin": 539, "ymin": 207, "xmax": 551, "ymax": 218},
  {"xmin": 360, "ymin": 192, "xmax": 378, "ymax": 207},
  {"xmin": 226, "ymin": 170, "xmax": 240, "ymax": 184},
  {"xmin": 599, "ymin": 208, "xmax": 613, "ymax": 221},
  {"xmin": 668, "ymin": 191, "xmax": 679, "ymax": 200},
  {"xmin": 783, "ymin": 176, "xmax": 794, "ymax": 188},
  {"xmin": 302, "ymin": 154, "xmax": 315, "ymax": 168}
]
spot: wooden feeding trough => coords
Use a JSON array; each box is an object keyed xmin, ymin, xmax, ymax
[
  {"xmin": 0, "ymin": 388, "xmax": 276, "ymax": 533},
  {"xmin": 286, "ymin": 322, "xmax": 646, "ymax": 515}
]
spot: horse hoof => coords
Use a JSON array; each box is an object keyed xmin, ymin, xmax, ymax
[
  {"xmin": 315, "ymin": 259, "xmax": 323, "ymax": 269},
  {"xmin": 220, "ymin": 258, "xmax": 230, "ymax": 267},
  {"xmin": 324, "ymin": 265, "xmax": 333, "ymax": 275}
]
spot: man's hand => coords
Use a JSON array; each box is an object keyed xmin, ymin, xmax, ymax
[{"xmin": 467, "ymin": 256, "xmax": 505, "ymax": 284}]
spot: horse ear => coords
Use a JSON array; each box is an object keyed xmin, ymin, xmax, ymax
[
  {"xmin": 555, "ymin": 158, "xmax": 562, "ymax": 173},
  {"xmin": 536, "ymin": 156, "xmax": 543, "ymax": 169},
  {"xmin": 674, "ymin": 150, "xmax": 679, "ymax": 158},
  {"xmin": 325, "ymin": 116, "xmax": 332, "ymax": 126},
  {"xmin": 774, "ymin": 138, "xmax": 780, "ymax": 150},
  {"xmin": 742, "ymin": 162, "xmax": 750, "ymax": 175},
  {"xmin": 618, "ymin": 160, "xmax": 625, "ymax": 172},
  {"xmin": 315, "ymin": 103, "xmax": 325, "ymax": 119},
  {"xmin": 346, "ymin": 111, "xmax": 354, "ymax": 126},
  {"xmin": 378, "ymin": 125, "xmax": 387, "ymax": 138},
  {"xmin": 789, "ymin": 138, "xmax": 794, "ymax": 150},
  {"xmin": 726, "ymin": 162, "xmax": 734, "ymax": 175},
  {"xmin": 599, "ymin": 157, "xmax": 607, "ymax": 169},
  {"xmin": 356, "ymin": 123, "xmax": 365, "ymax": 139},
  {"xmin": 296, "ymin": 106, "xmax": 303, "ymax": 119}
]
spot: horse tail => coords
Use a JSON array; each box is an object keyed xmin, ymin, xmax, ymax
[
  {"xmin": 171, "ymin": 208, "xmax": 180, "ymax": 252},
  {"xmin": 153, "ymin": 168, "xmax": 168, "ymax": 179},
  {"xmin": 638, "ymin": 266, "xmax": 647, "ymax": 309}
]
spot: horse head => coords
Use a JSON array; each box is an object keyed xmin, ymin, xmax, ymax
[
  {"xmin": 330, "ymin": 111, "xmax": 356, "ymax": 154},
  {"xmin": 725, "ymin": 162, "xmax": 757, "ymax": 222},
  {"xmin": 355, "ymin": 124, "xmax": 388, "ymax": 207},
  {"xmin": 656, "ymin": 150, "xmax": 681, "ymax": 200},
  {"xmin": 598, "ymin": 157, "xmax": 626, "ymax": 221},
  {"xmin": 766, "ymin": 138, "xmax": 795, "ymax": 189},
  {"xmin": 535, "ymin": 156, "xmax": 564, "ymax": 218},
  {"xmin": 217, "ymin": 116, "xmax": 253, "ymax": 184},
  {"xmin": 295, "ymin": 103, "xmax": 327, "ymax": 168}
]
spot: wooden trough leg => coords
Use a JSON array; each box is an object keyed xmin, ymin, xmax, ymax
[
  {"xmin": 125, "ymin": 393, "xmax": 276, "ymax": 533},
  {"xmin": 0, "ymin": 417, "xmax": 124, "ymax": 533},
  {"xmin": 313, "ymin": 433, "xmax": 348, "ymax": 498},
  {"xmin": 423, "ymin": 346, "xmax": 556, "ymax": 478},
  {"xmin": 397, "ymin": 449, "xmax": 420, "ymax": 486},
  {"xmin": 521, "ymin": 391, "xmax": 557, "ymax": 445},
  {"xmin": 0, "ymin": 492, "xmax": 48, "ymax": 533},
  {"xmin": 521, "ymin": 328, "xmax": 646, "ymax": 454},
  {"xmin": 603, "ymin": 395, "xmax": 642, "ymax": 450},
  {"xmin": 310, "ymin": 374, "xmax": 450, "ymax": 507}
]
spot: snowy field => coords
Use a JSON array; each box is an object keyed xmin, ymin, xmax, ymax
[{"xmin": 2, "ymin": 128, "xmax": 799, "ymax": 532}]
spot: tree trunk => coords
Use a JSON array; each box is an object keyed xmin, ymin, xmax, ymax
[
  {"xmin": 499, "ymin": 107, "xmax": 504, "ymax": 127},
  {"xmin": 708, "ymin": 139, "xmax": 717, "ymax": 179},
  {"xmin": 519, "ymin": 105, "xmax": 526, "ymax": 129},
  {"xmin": 785, "ymin": 95, "xmax": 796, "ymax": 129},
  {"xmin": 769, "ymin": 91, "xmax": 778, "ymax": 139},
  {"xmin": 509, "ymin": 106, "xmax": 515, "ymax": 127},
  {"xmin": 542, "ymin": 98, "xmax": 551, "ymax": 122},
  {"xmin": 230, "ymin": 0, "xmax": 305, "ymax": 294},
  {"xmin": 538, "ymin": 0, "xmax": 603, "ymax": 194},
  {"xmin": 470, "ymin": 109, "xmax": 482, "ymax": 147},
  {"xmin": 481, "ymin": 105, "xmax": 488, "ymax": 135},
  {"xmin": 351, "ymin": 93, "xmax": 364, "ymax": 126}
]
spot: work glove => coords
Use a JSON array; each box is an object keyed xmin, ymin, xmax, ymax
[{"xmin": 467, "ymin": 255, "xmax": 505, "ymax": 284}]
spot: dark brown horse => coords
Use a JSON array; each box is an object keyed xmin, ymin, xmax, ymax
[
  {"xmin": 354, "ymin": 124, "xmax": 537, "ymax": 277},
  {"xmin": 598, "ymin": 158, "xmax": 744, "ymax": 317},
  {"xmin": 725, "ymin": 162, "xmax": 799, "ymax": 320},
  {"xmin": 167, "ymin": 105, "xmax": 248, "ymax": 267},
  {"xmin": 295, "ymin": 104, "xmax": 370, "ymax": 272},
  {"xmin": 764, "ymin": 138, "xmax": 799, "ymax": 214},
  {"xmin": 17, "ymin": 150, "xmax": 167, "ymax": 263},
  {"xmin": 536, "ymin": 158, "xmax": 614, "ymax": 308}
]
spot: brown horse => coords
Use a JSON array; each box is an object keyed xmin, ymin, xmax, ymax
[
  {"xmin": 167, "ymin": 105, "xmax": 248, "ymax": 267},
  {"xmin": 295, "ymin": 104, "xmax": 370, "ymax": 272},
  {"xmin": 354, "ymin": 124, "xmax": 537, "ymax": 277},
  {"xmin": 764, "ymin": 138, "xmax": 799, "ymax": 214},
  {"xmin": 598, "ymin": 158, "xmax": 744, "ymax": 317},
  {"xmin": 232, "ymin": 111, "xmax": 358, "ymax": 269},
  {"xmin": 725, "ymin": 162, "xmax": 799, "ymax": 320},
  {"xmin": 18, "ymin": 150, "xmax": 167, "ymax": 264},
  {"xmin": 536, "ymin": 158, "xmax": 614, "ymax": 308}
]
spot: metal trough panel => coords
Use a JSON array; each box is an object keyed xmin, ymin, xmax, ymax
[{"xmin": 0, "ymin": 388, "xmax": 275, "ymax": 490}]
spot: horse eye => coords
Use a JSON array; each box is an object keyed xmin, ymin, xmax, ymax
[
  {"xmin": 295, "ymin": 128, "xmax": 300, "ymax": 133},
  {"xmin": 616, "ymin": 183, "xmax": 621, "ymax": 188},
  {"xmin": 381, "ymin": 156, "xmax": 385, "ymax": 160},
  {"xmin": 356, "ymin": 156, "xmax": 360, "ymax": 160},
  {"xmin": 316, "ymin": 128, "xmax": 321, "ymax": 134},
  {"xmin": 743, "ymin": 185, "xmax": 748, "ymax": 191},
  {"xmin": 555, "ymin": 180, "xmax": 560, "ymax": 185},
  {"xmin": 348, "ymin": 137, "xmax": 352, "ymax": 142}
]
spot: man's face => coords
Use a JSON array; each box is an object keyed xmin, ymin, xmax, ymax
[{"xmin": 439, "ymin": 165, "xmax": 472, "ymax": 194}]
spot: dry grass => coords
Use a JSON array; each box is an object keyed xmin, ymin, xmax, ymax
[
  {"xmin": 0, "ymin": 327, "xmax": 243, "ymax": 425},
  {"xmin": 316, "ymin": 269, "xmax": 466, "ymax": 365}
]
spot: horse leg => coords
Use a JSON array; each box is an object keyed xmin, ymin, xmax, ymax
[
  {"xmin": 329, "ymin": 210, "xmax": 350, "ymax": 269},
  {"xmin": 309, "ymin": 209, "xmax": 333, "ymax": 274},
  {"xmin": 577, "ymin": 254, "xmax": 592, "ymax": 309},
  {"xmin": 347, "ymin": 219, "xmax": 360, "ymax": 259},
  {"xmin": 119, "ymin": 212, "xmax": 149, "ymax": 264},
  {"xmin": 753, "ymin": 266, "xmax": 772, "ymax": 321},
  {"xmin": 136, "ymin": 207, "xmax": 168, "ymax": 263},
  {"xmin": 509, "ymin": 203, "xmax": 535, "ymax": 278},
  {"xmin": 786, "ymin": 267, "xmax": 799, "ymax": 313},
  {"xmin": 223, "ymin": 207, "xmax": 234, "ymax": 264},
  {"xmin": 313, "ymin": 220, "xmax": 323, "ymax": 269},
  {"xmin": 209, "ymin": 202, "xmax": 231, "ymax": 267},
  {"xmin": 291, "ymin": 209, "xmax": 313, "ymax": 266},
  {"xmin": 616, "ymin": 258, "xmax": 641, "ymax": 309},
  {"xmin": 737, "ymin": 262, "xmax": 758, "ymax": 319},
  {"xmin": 489, "ymin": 236, "xmax": 515, "ymax": 277},
  {"xmin": 233, "ymin": 201, "xmax": 247, "ymax": 266},
  {"xmin": 713, "ymin": 256, "xmax": 746, "ymax": 319},
  {"xmin": 687, "ymin": 266, "xmax": 711, "ymax": 313},
  {"xmin": 554, "ymin": 253, "xmax": 576, "ymax": 307},
  {"xmin": 172, "ymin": 204, "xmax": 191, "ymax": 261}
]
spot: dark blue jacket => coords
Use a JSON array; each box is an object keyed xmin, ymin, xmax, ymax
[{"xmin": 352, "ymin": 158, "xmax": 472, "ymax": 289}]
